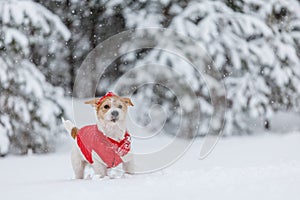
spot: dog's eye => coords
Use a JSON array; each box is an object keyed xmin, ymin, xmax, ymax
[
  {"xmin": 118, "ymin": 105, "xmax": 122, "ymax": 109},
  {"xmin": 104, "ymin": 105, "xmax": 110, "ymax": 109}
]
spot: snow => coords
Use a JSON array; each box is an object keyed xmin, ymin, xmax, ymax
[
  {"xmin": 0, "ymin": 129, "xmax": 9, "ymax": 155},
  {"xmin": 0, "ymin": 0, "xmax": 70, "ymax": 40},
  {"xmin": 0, "ymin": 132, "xmax": 299, "ymax": 200},
  {"xmin": 3, "ymin": 28, "xmax": 29, "ymax": 51},
  {"xmin": 0, "ymin": 99, "xmax": 299, "ymax": 199},
  {"xmin": 0, "ymin": 58, "xmax": 8, "ymax": 85}
]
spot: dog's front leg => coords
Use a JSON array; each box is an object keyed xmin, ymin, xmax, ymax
[
  {"xmin": 71, "ymin": 146, "xmax": 86, "ymax": 179},
  {"xmin": 123, "ymin": 160, "xmax": 135, "ymax": 174},
  {"xmin": 122, "ymin": 153, "xmax": 135, "ymax": 174},
  {"xmin": 92, "ymin": 161, "xmax": 107, "ymax": 178}
]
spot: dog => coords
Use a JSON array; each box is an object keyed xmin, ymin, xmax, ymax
[{"xmin": 63, "ymin": 92, "xmax": 135, "ymax": 179}]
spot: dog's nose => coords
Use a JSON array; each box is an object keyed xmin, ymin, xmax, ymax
[{"xmin": 111, "ymin": 111, "xmax": 119, "ymax": 117}]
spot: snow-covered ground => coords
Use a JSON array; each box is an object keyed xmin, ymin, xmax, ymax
[{"xmin": 0, "ymin": 132, "xmax": 299, "ymax": 200}]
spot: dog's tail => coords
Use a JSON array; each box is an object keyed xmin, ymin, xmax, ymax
[{"xmin": 62, "ymin": 117, "xmax": 78, "ymax": 139}]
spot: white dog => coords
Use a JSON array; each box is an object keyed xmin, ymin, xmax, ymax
[{"xmin": 63, "ymin": 92, "xmax": 135, "ymax": 179}]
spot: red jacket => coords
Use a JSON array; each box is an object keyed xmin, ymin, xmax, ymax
[{"xmin": 76, "ymin": 125, "xmax": 131, "ymax": 168}]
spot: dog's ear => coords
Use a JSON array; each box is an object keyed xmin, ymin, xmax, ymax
[
  {"xmin": 84, "ymin": 98, "xmax": 100, "ymax": 107},
  {"xmin": 122, "ymin": 97, "xmax": 134, "ymax": 106}
]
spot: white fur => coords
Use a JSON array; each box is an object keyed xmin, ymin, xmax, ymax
[
  {"xmin": 62, "ymin": 105, "xmax": 135, "ymax": 179},
  {"xmin": 61, "ymin": 117, "xmax": 74, "ymax": 133}
]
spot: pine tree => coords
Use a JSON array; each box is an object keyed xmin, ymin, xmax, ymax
[
  {"xmin": 33, "ymin": 0, "xmax": 300, "ymax": 136},
  {"xmin": 169, "ymin": 0, "xmax": 300, "ymax": 134},
  {"xmin": 36, "ymin": 0, "xmax": 127, "ymax": 95},
  {"xmin": 0, "ymin": 0, "xmax": 70, "ymax": 155},
  {"xmin": 106, "ymin": 0, "xmax": 300, "ymax": 135}
]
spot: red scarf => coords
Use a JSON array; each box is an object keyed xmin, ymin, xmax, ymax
[{"xmin": 76, "ymin": 125, "xmax": 131, "ymax": 168}]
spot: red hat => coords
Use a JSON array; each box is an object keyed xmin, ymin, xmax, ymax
[{"xmin": 97, "ymin": 92, "xmax": 116, "ymax": 105}]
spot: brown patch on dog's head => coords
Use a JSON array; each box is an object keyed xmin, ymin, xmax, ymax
[
  {"xmin": 85, "ymin": 95, "xmax": 133, "ymax": 122},
  {"xmin": 84, "ymin": 98, "xmax": 100, "ymax": 107},
  {"xmin": 121, "ymin": 97, "xmax": 134, "ymax": 107},
  {"xmin": 96, "ymin": 97, "xmax": 114, "ymax": 120}
]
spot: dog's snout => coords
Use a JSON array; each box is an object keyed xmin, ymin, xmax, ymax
[{"xmin": 111, "ymin": 110, "xmax": 119, "ymax": 117}]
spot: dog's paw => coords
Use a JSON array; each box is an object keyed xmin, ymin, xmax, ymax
[
  {"xmin": 92, "ymin": 174, "xmax": 107, "ymax": 180},
  {"xmin": 107, "ymin": 168, "xmax": 123, "ymax": 179},
  {"xmin": 122, "ymin": 160, "xmax": 135, "ymax": 175}
]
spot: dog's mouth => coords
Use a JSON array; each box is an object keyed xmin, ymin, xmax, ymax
[{"xmin": 110, "ymin": 118, "xmax": 118, "ymax": 123}]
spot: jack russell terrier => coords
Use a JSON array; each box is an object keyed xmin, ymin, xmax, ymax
[{"xmin": 63, "ymin": 92, "xmax": 135, "ymax": 179}]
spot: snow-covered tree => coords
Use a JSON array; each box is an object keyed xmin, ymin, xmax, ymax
[
  {"xmin": 168, "ymin": 0, "xmax": 300, "ymax": 134},
  {"xmin": 33, "ymin": 0, "xmax": 300, "ymax": 137},
  {"xmin": 99, "ymin": 0, "xmax": 300, "ymax": 135},
  {"xmin": 107, "ymin": 31, "xmax": 216, "ymax": 137},
  {"xmin": 87, "ymin": 0, "xmax": 218, "ymax": 137},
  {"xmin": 0, "ymin": 0, "xmax": 70, "ymax": 155},
  {"xmin": 37, "ymin": 0, "xmax": 128, "ymax": 94},
  {"xmin": 240, "ymin": 0, "xmax": 300, "ymax": 111}
]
